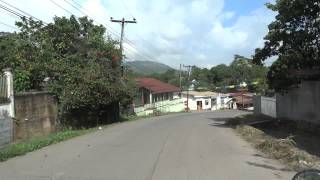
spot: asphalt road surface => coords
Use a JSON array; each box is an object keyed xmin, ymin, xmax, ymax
[{"xmin": 0, "ymin": 110, "xmax": 295, "ymax": 180}]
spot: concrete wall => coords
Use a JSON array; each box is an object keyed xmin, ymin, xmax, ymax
[
  {"xmin": 134, "ymin": 99, "xmax": 184, "ymax": 116},
  {"xmin": 14, "ymin": 92, "xmax": 57, "ymax": 140},
  {"xmin": 253, "ymin": 95, "xmax": 276, "ymax": 118},
  {"xmin": 253, "ymin": 95, "xmax": 261, "ymax": 115},
  {"xmin": 261, "ymin": 97, "xmax": 277, "ymax": 118},
  {"xmin": 277, "ymin": 81, "xmax": 320, "ymax": 123}
]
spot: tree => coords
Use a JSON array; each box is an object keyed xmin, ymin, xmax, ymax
[
  {"xmin": 253, "ymin": 0, "xmax": 320, "ymax": 91},
  {"xmin": 0, "ymin": 16, "xmax": 135, "ymax": 127}
]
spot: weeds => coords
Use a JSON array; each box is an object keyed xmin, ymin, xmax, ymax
[{"xmin": 233, "ymin": 118, "xmax": 320, "ymax": 171}]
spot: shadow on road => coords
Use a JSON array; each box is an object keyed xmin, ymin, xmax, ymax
[
  {"xmin": 246, "ymin": 161, "xmax": 293, "ymax": 172},
  {"xmin": 207, "ymin": 117, "xmax": 233, "ymax": 128}
]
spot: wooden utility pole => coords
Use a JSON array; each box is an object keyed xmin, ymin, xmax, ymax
[
  {"xmin": 110, "ymin": 17, "xmax": 137, "ymax": 56},
  {"xmin": 183, "ymin": 65, "xmax": 193, "ymax": 112}
]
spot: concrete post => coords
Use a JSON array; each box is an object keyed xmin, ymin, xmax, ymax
[
  {"xmin": 149, "ymin": 91, "xmax": 153, "ymax": 104},
  {"xmin": 3, "ymin": 68, "xmax": 14, "ymax": 118}
]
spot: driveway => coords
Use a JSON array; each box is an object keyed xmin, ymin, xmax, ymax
[{"xmin": 0, "ymin": 110, "xmax": 295, "ymax": 180}]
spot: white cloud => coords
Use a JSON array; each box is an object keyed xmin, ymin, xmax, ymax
[
  {"xmin": 0, "ymin": 0, "xmax": 275, "ymax": 69},
  {"xmin": 210, "ymin": 22, "xmax": 248, "ymax": 49},
  {"xmin": 161, "ymin": 21, "xmax": 192, "ymax": 40},
  {"xmin": 191, "ymin": 0, "xmax": 209, "ymax": 15}
]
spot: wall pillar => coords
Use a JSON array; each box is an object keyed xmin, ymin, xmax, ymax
[
  {"xmin": 3, "ymin": 68, "xmax": 14, "ymax": 118},
  {"xmin": 149, "ymin": 91, "xmax": 153, "ymax": 104}
]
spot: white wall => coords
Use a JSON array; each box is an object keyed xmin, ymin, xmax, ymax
[
  {"xmin": 261, "ymin": 97, "xmax": 276, "ymax": 118},
  {"xmin": 182, "ymin": 96, "xmax": 212, "ymax": 111},
  {"xmin": 134, "ymin": 99, "xmax": 184, "ymax": 116},
  {"xmin": 253, "ymin": 96, "xmax": 277, "ymax": 118},
  {"xmin": 212, "ymin": 95, "xmax": 233, "ymax": 110},
  {"xmin": 277, "ymin": 81, "xmax": 320, "ymax": 124}
]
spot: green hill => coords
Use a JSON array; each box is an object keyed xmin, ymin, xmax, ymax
[{"xmin": 125, "ymin": 61, "xmax": 173, "ymax": 75}]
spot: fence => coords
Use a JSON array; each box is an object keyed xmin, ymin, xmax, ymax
[{"xmin": 253, "ymin": 95, "xmax": 277, "ymax": 118}]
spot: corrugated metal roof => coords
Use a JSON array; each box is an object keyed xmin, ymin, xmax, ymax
[
  {"xmin": 136, "ymin": 78, "xmax": 180, "ymax": 93},
  {"xmin": 181, "ymin": 91, "xmax": 218, "ymax": 97}
]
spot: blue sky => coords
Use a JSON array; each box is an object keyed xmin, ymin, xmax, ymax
[{"xmin": 0, "ymin": 0, "xmax": 276, "ymax": 68}]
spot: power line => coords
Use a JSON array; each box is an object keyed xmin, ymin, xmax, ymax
[
  {"xmin": 62, "ymin": 0, "xmax": 159, "ymax": 60},
  {"xmin": 0, "ymin": 0, "xmax": 155, "ymax": 62},
  {"xmin": 0, "ymin": 0, "xmax": 165, "ymax": 63},
  {"xmin": 49, "ymin": 0, "xmax": 74, "ymax": 16},
  {"xmin": 61, "ymin": 0, "xmax": 159, "ymax": 62},
  {"xmin": 62, "ymin": 0, "xmax": 120, "ymax": 37},
  {"xmin": 110, "ymin": 17, "xmax": 137, "ymax": 54},
  {"xmin": 0, "ymin": 0, "xmax": 47, "ymax": 24},
  {"xmin": 0, "ymin": 4, "xmax": 24, "ymax": 18},
  {"xmin": 116, "ymin": 0, "xmax": 172, "ymax": 51},
  {"xmin": 0, "ymin": 20, "xmax": 19, "ymax": 31}
]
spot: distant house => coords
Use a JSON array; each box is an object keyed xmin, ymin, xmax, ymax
[
  {"xmin": 133, "ymin": 78, "xmax": 183, "ymax": 116},
  {"xmin": 180, "ymin": 91, "xmax": 234, "ymax": 111}
]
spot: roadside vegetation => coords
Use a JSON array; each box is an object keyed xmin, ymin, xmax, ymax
[
  {"xmin": 228, "ymin": 115, "xmax": 320, "ymax": 171},
  {"xmin": 0, "ymin": 129, "xmax": 93, "ymax": 162},
  {"xmin": 0, "ymin": 16, "xmax": 136, "ymax": 128}
]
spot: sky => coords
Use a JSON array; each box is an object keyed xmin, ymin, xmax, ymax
[{"xmin": 0, "ymin": 0, "xmax": 276, "ymax": 68}]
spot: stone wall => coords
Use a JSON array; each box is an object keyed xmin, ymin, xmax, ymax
[
  {"xmin": 14, "ymin": 92, "xmax": 57, "ymax": 140},
  {"xmin": 277, "ymin": 81, "xmax": 320, "ymax": 124}
]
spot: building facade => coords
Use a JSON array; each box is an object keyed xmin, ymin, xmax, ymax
[{"xmin": 133, "ymin": 78, "xmax": 184, "ymax": 116}]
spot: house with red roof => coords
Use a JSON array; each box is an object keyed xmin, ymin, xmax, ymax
[
  {"xmin": 135, "ymin": 77, "xmax": 180, "ymax": 105},
  {"xmin": 133, "ymin": 78, "xmax": 183, "ymax": 116}
]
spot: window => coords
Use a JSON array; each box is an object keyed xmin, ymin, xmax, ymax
[{"xmin": 205, "ymin": 100, "xmax": 209, "ymax": 105}]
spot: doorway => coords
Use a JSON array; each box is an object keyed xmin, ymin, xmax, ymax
[{"xmin": 197, "ymin": 101, "xmax": 202, "ymax": 111}]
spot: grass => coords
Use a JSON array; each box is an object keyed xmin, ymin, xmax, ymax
[
  {"xmin": 0, "ymin": 111, "xmax": 187, "ymax": 162},
  {"xmin": 0, "ymin": 129, "xmax": 93, "ymax": 162},
  {"xmin": 229, "ymin": 115, "xmax": 320, "ymax": 171}
]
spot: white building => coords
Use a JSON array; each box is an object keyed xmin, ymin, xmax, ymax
[{"xmin": 181, "ymin": 91, "xmax": 235, "ymax": 111}]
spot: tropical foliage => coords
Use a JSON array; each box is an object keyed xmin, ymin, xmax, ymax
[
  {"xmin": 137, "ymin": 55, "xmax": 268, "ymax": 93},
  {"xmin": 0, "ymin": 16, "xmax": 135, "ymax": 127},
  {"xmin": 253, "ymin": 0, "xmax": 320, "ymax": 91}
]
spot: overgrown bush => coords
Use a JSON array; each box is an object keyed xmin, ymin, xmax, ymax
[{"xmin": 0, "ymin": 16, "xmax": 136, "ymax": 127}]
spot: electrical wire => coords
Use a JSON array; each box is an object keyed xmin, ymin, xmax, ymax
[
  {"xmin": 0, "ymin": 0, "xmax": 48, "ymax": 24},
  {"xmin": 61, "ymin": 0, "xmax": 157, "ymax": 61},
  {"xmin": 0, "ymin": 20, "xmax": 19, "ymax": 31}
]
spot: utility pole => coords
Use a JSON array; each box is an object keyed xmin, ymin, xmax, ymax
[
  {"xmin": 110, "ymin": 17, "xmax": 137, "ymax": 55},
  {"xmin": 179, "ymin": 64, "xmax": 182, "ymax": 91},
  {"xmin": 183, "ymin": 65, "xmax": 193, "ymax": 112}
]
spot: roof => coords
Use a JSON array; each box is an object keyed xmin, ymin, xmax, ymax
[
  {"xmin": 182, "ymin": 91, "xmax": 218, "ymax": 97},
  {"xmin": 229, "ymin": 92, "xmax": 254, "ymax": 97},
  {"xmin": 136, "ymin": 78, "xmax": 180, "ymax": 93},
  {"xmin": 233, "ymin": 96, "xmax": 253, "ymax": 105}
]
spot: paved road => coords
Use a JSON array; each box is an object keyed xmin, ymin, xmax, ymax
[{"xmin": 0, "ymin": 110, "xmax": 295, "ymax": 180}]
